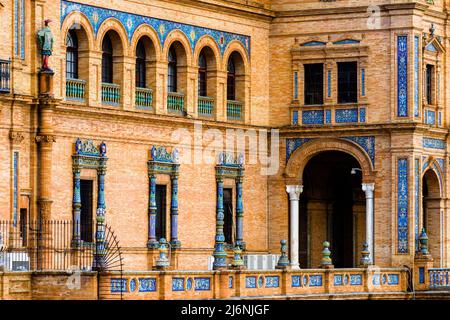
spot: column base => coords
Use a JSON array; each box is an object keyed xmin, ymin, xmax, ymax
[
  {"xmin": 170, "ymin": 240, "xmax": 181, "ymax": 249},
  {"xmin": 147, "ymin": 240, "xmax": 160, "ymax": 249},
  {"xmin": 288, "ymin": 264, "xmax": 301, "ymax": 270}
]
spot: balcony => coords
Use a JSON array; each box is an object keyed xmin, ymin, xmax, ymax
[
  {"xmin": 167, "ymin": 92, "xmax": 184, "ymax": 114},
  {"xmin": 227, "ymin": 100, "xmax": 243, "ymax": 121},
  {"xmin": 290, "ymin": 103, "xmax": 367, "ymax": 126},
  {"xmin": 0, "ymin": 59, "xmax": 11, "ymax": 93},
  {"xmin": 198, "ymin": 96, "xmax": 214, "ymax": 118},
  {"xmin": 66, "ymin": 78, "xmax": 86, "ymax": 102},
  {"xmin": 101, "ymin": 83, "xmax": 120, "ymax": 106},
  {"xmin": 135, "ymin": 87, "xmax": 153, "ymax": 110}
]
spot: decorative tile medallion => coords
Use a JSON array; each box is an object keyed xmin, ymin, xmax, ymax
[
  {"xmin": 186, "ymin": 277, "xmax": 193, "ymax": 291},
  {"xmin": 129, "ymin": 278, "xmax": 137, "ymax": 292},
  {"xmin": 265, "ymin": 276, "xmax": 279, "ymax": 288},
  {"xmin": 335, "ymin": 108, "xmax": 358, "ymax": 123},
  {"xmin": 372, "ymin": 274, "xmax": 381, "ymax": 286},
  {"xmin": 229, "ymin": 276, "xmax": 233, "ymax": 289},
  {"xmin": 172, "ymin": 277, "xmax": 185, "ymax": 291},
  {"xmin": 388, "ymin": 274, "xmax": 399, "ymax": 285},
  {"xmin": 302, "ymin": 110, "xmax": 324, "ymax": 125},
  {"xmin": 350, "ymin": 274, "xmax": 362, "ymax": 286},
  {"xmin": 292, "ymin": 276, "xmax": 301, "ymax": 288},
  {"xmin": 61, "ymin": 1, "xmax": 250, "ymax": 56},
  {"xmin": 258, "ymin": 276, "xmax": 264, "ymax": 288},
  {"xmin": 309, "ymin": 275, "xmax": 323, "ymax": 287},
  {"xmin": 334, "ymin": 275, "xmax": 343, "ymax": 286},
  {"xmin": 245, "ymin": 276, "xmax": 257, "ymax": 289},
  {"xmin": 110, "ymin": 278, "xmax": 127, "ymax": 293},
  {"xmin": 194, "ymin": 278, "xmax": 211, "ymax": 291}
]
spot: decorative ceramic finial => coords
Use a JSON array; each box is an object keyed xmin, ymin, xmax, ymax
[
  {"xmin": 430, "ymin": 23, "xmax": 436, "ymax": 37},
  {"xmin": 419, "ymin": 228, "xmax": 429, "ymax": 255},
  {"xmin": 155, "ymin": 238, "xmax": 170, "ymax": 269},
  {"xmin": 231, "ymin": 245, "xmax": 245, "ymax": 269},
  {"xmin": 276, "ymin": 240, "xmax": 290, "ymax": 269},
  {"xmin": 321, "ymin": 241, "xmax": 333, "ymax": 267},
  {"xmin": 360, "ymin": 242, "xmax": 371, "ymax": 266}
]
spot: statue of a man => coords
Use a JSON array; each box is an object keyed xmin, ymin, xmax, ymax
[{"xmin": 37, "ymin": 19, "xmax": 54, "ymax": 71}]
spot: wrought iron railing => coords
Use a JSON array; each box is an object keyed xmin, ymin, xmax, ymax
[
  {"xmin": 227, "ymin": 100, "xmax": 243, "ymax": 120},
  {"xmin": 135, "ymin": 87, "xmax": 153, "ymax": 110},
  {"xmin": 101, "ymin": 83, "xmax": 121, "ymax": 106},
  {"xmin": 429, "ymin": 268, "xmax": 450, "ymax": 289},
  {"xmin": 66, "ymin": 78, "xmax": 86, "ymax": 101},
  {"xmin": 167, "ymin": 92, "xmax": 184, "ymax": 114},
  {"xmin": 0, "ymin": 220, "xmax": 94, "ymax": 271},
  {"xmin": 0, "ymin": 59, "xmax": 11, "ymax": 93},
  {"xmin": 198, "ymin": 96, "xmax": 214, "ymax": 117}
]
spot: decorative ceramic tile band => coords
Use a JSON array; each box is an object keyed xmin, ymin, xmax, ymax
[
  {"xmin": 397, "ymin": 158, "xmax": 409, "ymax": 253},
  {"xmin": 61, "ymin": 1, "xmax": 251, "ymax": 56},
  {"xmin": 397, "ymin": 35, "xmax": 408, "ymax": 117}
]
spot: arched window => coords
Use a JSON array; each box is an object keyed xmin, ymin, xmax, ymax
[
  {"xmin": 136, "ymin": 39, "xmax": 146, "ymax": 88},
  {"xmin": 102, "ymin": 34, "xmax": 113, "ymax": 83},
  {"xmin": 167, "ymin": 47, "xmax": 177, "ymax": 92},
  {"xmin": 227, "ymin": 58, "xmax": 236, "ymax": 101},
  {"xmin": 198, "ymin": 52, "xmax": 207, "ymax": 97},
  {"xmin": 66, "ymin": 30, "xmax": 78, "ymax": 79}
]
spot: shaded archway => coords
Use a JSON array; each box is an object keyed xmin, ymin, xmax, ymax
[
  {"xmin": 422, "ymin": 169, "xmax": 443, "ymax": 267},
  {"xmin": 300, "ymin": 151, "xmax": 366, "ymax": 268}
]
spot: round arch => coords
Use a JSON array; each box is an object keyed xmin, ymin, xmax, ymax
[
  {"xmin": 95, "ymin": 18, "xmax": 129, "ymax": 53},
  {"xmin": 129, "ymin": 24, "xmax": 162, "ymax": 59},
  {"xmin": 285, "ymin": 138, "xmax": 375, "ymax": 184},
  {"xmin": 60, "ymin": 12, "xmax": 95, "ymax": 50},
  {"xmin": 162, "ymin": 29, "xmax": 193, "ymax": 65},
  {"xmin": 222, "ymin": 40, "xmax": 250, "ymax": 74},
  {"xmin": 193, "ymin": 35, "xmax": 222, "ymax": 71}
]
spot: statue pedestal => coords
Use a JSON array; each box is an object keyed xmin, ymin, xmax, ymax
[{"xmin": 39, "ymin": 70, "xmax": 54, "ymax": 97}]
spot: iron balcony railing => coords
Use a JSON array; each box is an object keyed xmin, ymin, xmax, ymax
[
  {"xmin": 227, "ymin": 100, "xmax": 243, "ymax": 121},
  {"xmin": 102, "ymin": 83, "xmax": 121, "ymax": 106},
  {"xmin": 198, "ymin": 96, "xmax": 214, "ymax": 117},
  {"xmin": 167, "ymin": 92, "xmax": 185, "ymax": 114},
  {"xmin": 66, "ymin": 78, "xmax": 86, "ymax": 102},
  {"xmin": 429, "ymin": 268, "xmax": 450, "ymax": 289},
  {"xmin": 135, "ymin": 87, "xmax": 153, "ymax": 110},
  {"xmin": 0, "ymin": 59, "xmax": 11, "ymax": 93}
]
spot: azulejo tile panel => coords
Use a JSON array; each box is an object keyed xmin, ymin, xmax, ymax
[
  {"xmin": 334, "ymin": 275, "xmax": 343, "ymax": 286},
  {"xmin": 423, "ymin": 137, "xmax": 445, "ymax": 150},
  {"xmin": 350, "ymin": 274, "xmax": 362, "ymax": 286},
  {"xmin": 425, "ymin": 110, "xmax": 436, "ymax": 125},
  {"xmin": 194, "ymin": 278, "xmax": 211, "ymax": 291},
  {"xmin": 414, "ymin": 36, "xmax": 419, "ymax": 117},
  {"xmin": 291, "ymin": 276, "xmax": 301, "ymax": 288},
  {"xmin": 61, "ymin": 1, "xmax": 251, "ymax": 56},
  {"xmin": 286, "ymin": 138, "xmax": 315, "ymax": 162},
  {"xmin": 309, "ymin": 275, "xmax": 323, "ymax": 287},
  {"xmin": 414, "ymin": 158, "xmax": 420, "ymax": 251},
  {"xmin": 139, "ymin": 278, "xmax": 157, "ymax": 292},
  {"xmin": 397, "ymin": 35, "xmax": 408, "ymax": 117},
  {"xmin": 388, "ymin": 274, "xmax": 399, "ymax": 285},
  {"xmin": 265, "ymin": 276, "xmax": 279, "ymax": 288},
  {"xmin": 245, "ymin": 276, "xmax": 257, "ymax": 289},
  {"xmin": 302, "ymin": 110, "xmax": 324, "ymax": 125},
  {"xmin": 397, "ymin": 158, "xmax": 409, "ymax": 254},
  {"xmin": 172, "ymin": 277, "xmax": 185, "ymax": 291},
  {"xmin": 335, "ymin": 108, "xmax": 358, "ymax": 123},
  {"xmin": 110, "ymin": 278, "xmax": 127, "ymax": 293}
]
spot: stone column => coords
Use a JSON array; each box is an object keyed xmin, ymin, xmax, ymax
[
  {"xmin": 362, "ymin": 183, "xmax": 375, "ymax": 264},
  {"xmin": 170, "ymin": 169, "xmax": 181, "ymax": 248},
  {"xmin": 147, "ymin": 174, "xmax": 159, "ymax": 248},
  {"xmin": 72, "ymin": 168, "xmax": 81, "ymax": 246},
  {"xmin": 286, "ymin": 185, "xmax": 303, "ymax": 270},
  {"xmin": 235, "ymin": 176, "xmax": 244, "ymax": 248},
  {"xmin": 213, "ymin": 175, "xmax": 227, "ymax": 270}
]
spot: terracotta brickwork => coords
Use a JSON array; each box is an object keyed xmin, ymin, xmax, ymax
[{"xmin": 0, "ymin": 0, "xmax": 450, "ymax": 299}]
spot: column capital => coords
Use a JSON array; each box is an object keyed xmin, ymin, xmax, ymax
[
  {"xmin": 286, "ymin": 185, "xmax": 303, "ymax": 201},
  {"xmin": 362, "ymin": 183, "xmax": 375, "ymax": 196}
]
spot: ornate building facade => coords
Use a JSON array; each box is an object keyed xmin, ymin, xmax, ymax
[{"xmin": 0, "ymin": 0, "xmax": 449, "ymax": 299}]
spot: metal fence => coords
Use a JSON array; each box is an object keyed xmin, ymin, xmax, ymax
[{"xmin": 0, "ymin": 220, "xmax": 94, "ymax": 271}]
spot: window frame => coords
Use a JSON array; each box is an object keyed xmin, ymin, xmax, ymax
[
  {"xmin": 198, "ymin": 52, "xmax": 207, "ymax": 97},
  {"xmin": 101, "ymin": 34, "xmax": 113, "ymax": 84},
  {"xmin": 304, "ymin": 63, "xmax": 324, "ymax": 105},
  {"xmin": 227, "ymin": 58, "xmax": 236, "ymax": 101},
  {"xmin": 337, "ymin": 61, "xmax": 358, "ymax": 104},
  {"xmin": 167, "ymin": 47, "xmax": 177, "ymax": 93},
  {"xmin": 135, "ymin": 39, "xmax": 147, "ymax": 88},
  {"xmin": 66, "ymin": 30, "xmax": 79, "ymax": 80}
]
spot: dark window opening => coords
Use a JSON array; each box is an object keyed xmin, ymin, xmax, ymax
[
  {"xmin": 426, "ymin": 64, "xmax": 434, "ymax": 105},
  {"xmin": 304, "ymin": 63, "xmax": 324, "ymax": 105},
  {"xmin": 20, "ymin": 208, "xmax": 27, "ymax": 247},
  {"xmin": 136, "ymin": 40, "xmax": 147, "ymax": 88},
  {"xmin": 223, "ymin": 188, "xmax": 234, "ymax": 244},
  {"xmin": 66, "ymin": 30, "xmax": 78, "ymax": 79},
  {"xmin": 80, "ymin": 180, "xmax": 93, "ymax": 243},
  {"xmin": 227, "ymin": 58, "xmax": 236, "ymax": 101},
  {"xmin": 198, "ymin": 52, "xmax": 207, "ymax": 97},
  {"xmin": 338, "ymin": 62, "xmax": 358, "ymax": 103},
  {"xmin": 168, "ymin": 47, "xmax": 177, "ymax": 92},
  {"xmin": 156, "ymin": 185, "xmax": 167, "ymax": 240},
  {"xmin": 102, "ymin": 34, "xmax": 113, "ymax": 83}
]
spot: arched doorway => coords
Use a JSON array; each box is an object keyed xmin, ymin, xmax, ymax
[
  {"xmin": 300, "ymin": 151, "xmax": 366, "ymax": 268},
  {"xmin": 422, "ymin": 169, "xmax": 443, "ymax": 267}
]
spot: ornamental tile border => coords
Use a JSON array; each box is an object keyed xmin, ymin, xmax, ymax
[
  {"xmin": 61, "ymin": 0, "xmax": 250, "ymax": 56},
  {"xmin": 194, "ymin": 277, "xmax": 211, "ymax": 291},
  {"xmin": 172, "ymin": 277, "xmax": 185, "ymax": 291},
  {"xmin": 110, "ymin": 278, "xmax": 127, "ymax": 293},
  {"xmin": 397, "ymin": 158, "xmax": 409, "ymax": 254},
  {"xmin": 139, "ymin": 278, "xmax": 157, "ymax": 292},
  {"xmin": 423, "ymin": 137, "xmax": 445, "ymax": 150},
  {"xmin": 265, "ymin": 276, "xmax": 279, "ymax": 288},
  {"xmin": 397, "ymin": 35, "xmax": 408, "ymax": 117}
]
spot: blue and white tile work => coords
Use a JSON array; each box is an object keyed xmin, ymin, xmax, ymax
[
  {"xmin": 286, "ymin": 136, "xmax": 375, "ymax": 168},
  {"xmin": 194, "ymin": 278, "xmax": 211, "ymax": 291},
  {"xmin": 14, "ymin": 0, "xmax": 19, "ymax": 56},
  {"xmin": 245, "ymin": 276, "xmax": 257, "ymax": 289},
  {"xmin": 325, "ymin": 109, "xmax": 332, "ymax": 124},
  {"xmin": 13, "ymin": 152, "xmax": 18, "ymax": 227},
  {"xmin": 423, "ymin": 137, "xmax": 446, "ymax": 150},
  {"xmin": 334, "ymin": 275, "xmax": 343, "ymax": 286},
  {"xmin": 139, "ymin": 278, "xmax": 157, "ymax": 292},
  {"xmin": 397, "ymin": 158, "xmax": 409, "ymax": 254},
  {"xmin": 372, "ymin": 274, "xmax": 381, "ymax": 286},
  {"xmin": 425, "ymin": 110, "xmax": 436, "ymax": 125},
  {"xmin": 335, "ymin": 108, "xmax": 358, "ymax": 123},
  {"xmin": 309, "ymin": 275, "xmax": 323, "ymax": 287},
  {"xmin": 294, "ymin": 72, "xmax": 298, "ymax": 100},
  {"xmin": 327, "ymin": 70, "xmax": 332, "ymax": 98},
  {"xmin": 397, "ymin": 35, "xmax": 408, "ymax": 117},
  {"xmin": 350, "ymin": 274, "xmax": 362, "ymax": 286},
  {"xmin": 302, "ymin": 110, "xmax": 324, "ymax": 125},
  {"xmin": 292, "ymin": 111, "xmax": 299, "ymax": 125},
  {"xmin": 415, "ymin": 158, "xmax": 420, "ymax": 251},
  {"xmin": 265, "ymin": 276, "xmax": 279, "ymax": 288},
  {"xmin": 172, "ymin": 277, "xmax": 185, "ymax": 291},
  {"xmin": 186, "ymin": 277, "xmax": 193, "ymax": 291},
  {"xmin": 61, "ymin": 1, "xmax": 250, "ymax": 56},
  {"xmin": 414, "ymin": 36, "xmax": 419, "ymax": 117},
  {"xmin": 361, "ymin": 68, "xmax": 366, "ymax": 97},
  {"xmin": 110, "ymin": 278, "xmax": 127, "ymax": 293},
  {"xmin": 229, "ymin": 276, "xmax": 233, "ymax": 289},
  {"xmin": 129, "ymin": 278, "xmax": 137, "ymax": 292},
  {"xmin": 359, "ymin": 107, "xmax": 366, "ymax": 123},
  {"xmin": 388, "ymin": 274, "xmax": 399, "ymax": 285}
]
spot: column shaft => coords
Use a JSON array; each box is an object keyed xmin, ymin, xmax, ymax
[
  {"xmin": 362, "ymin": 183, "xmax": 375, "ymax": 264},
  {"xmin": 213, "ymin": 177, "xmax": 227, "ymax": 269},
  {"xmin": 148, "ymin": 175, "xmax": 158, "ymax": 248},
  {"xmin": 170, "ymin": 173, "xmax": 181, "ymax": 248},
  {"xmin": 236, "ymin": 177, "xmax": 244, "ymax": 247},
  {"xmin": 286, "ymin": 185, "xmax": 302, "ymax": 270}
]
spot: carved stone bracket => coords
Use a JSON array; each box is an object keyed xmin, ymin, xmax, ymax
[
  {"xmin": 9, "ymin": 131, "xmax": 25, "ymax": 145},
  {"xmin": 35, "ymin": 135, "xmax": 56, "ymax": 143}
]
